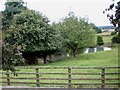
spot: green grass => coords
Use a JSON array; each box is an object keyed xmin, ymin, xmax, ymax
[
  {"xmin": 103, "ymin": 35, "xmax": 112, "ymax": 43},
  {"xmin": 41, "ymin": 48, "xmax": 118, "ymax": 67},
  {"xmin": 1, "ymin": 31, "xmax": 119, "ymax": 88},
  {"xmin": 1, "ymin": 48, "xmax": 119, "ymax": 88}
]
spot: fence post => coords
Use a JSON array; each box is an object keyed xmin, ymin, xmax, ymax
[
  {"xmin": 6, "ymin": 70, "xmax": 10, "ymax": 86},
  {"xmin": 36, "ymin": 68, "xmax": 40, "ymax": 87},
  {"xmin": 68, "ymin": 67, "xmax": 72, "ymax": 88},
  {"xmin": 101, "ymin": 68, "xmax": 105, "ymax": 88}
]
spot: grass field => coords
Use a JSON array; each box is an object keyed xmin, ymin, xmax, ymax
[
  {"xmin": 1, "ymin": 48, "xmax": 119, "ymax": 88},
  {"xmin": 41, "ymin": 48, "xmax": 118, "ymax": 67},
  {"xmin": 1, "ymin": 31, "xmax": 119, "ymax": 88}
]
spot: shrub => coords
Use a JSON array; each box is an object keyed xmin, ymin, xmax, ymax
[
  {"xmin": 111, "ymin": 35, "xmax": 120, "ymax": 44},
  {"xmin": 111, "ymin": 32, "xmax": 117, "ymax": 35},
  {"xmin": 97, "ymin": 36, "xmax": 104, "ymax": 46}
]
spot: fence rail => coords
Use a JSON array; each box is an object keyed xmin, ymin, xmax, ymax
[{"xmin": 0, "ymin": 66, "xmax": 120, "ymax": 88}]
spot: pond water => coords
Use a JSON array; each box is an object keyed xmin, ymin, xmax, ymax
[{"xmin": 85, "ymin": 47, "xmax": 111, "ymax": 53}]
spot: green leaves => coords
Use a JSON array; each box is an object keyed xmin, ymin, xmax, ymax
[
  {"xmin": 55, "ymin": 15, "xmax": 96, "ymax": 56},
  {"xmin": 97, "ymin": 36, "xmax": 104, "ymax": 46},
  {"xmin": 6, "ymin": 9, "xmax": 62, "ymax": 54},
  {"xmin": 2, "ymin": 43, "xmax": 25, "ymax": 73},
  {"xmin": 3, "ymin": 9, "xmax": 63, "ymax": 64},
  {"xmin": 2, "ymin": 0, "xmax": 27, "ymax": 31}
]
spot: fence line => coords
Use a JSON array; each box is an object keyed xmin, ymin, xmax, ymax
[{"xmin": 0, "ymin": 66, "xmax": 120, "ymax": 88}]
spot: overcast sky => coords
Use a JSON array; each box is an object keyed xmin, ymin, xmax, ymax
[{"xmin": 0, "ymin": 0, "xmax": 119, "ymax": 26}]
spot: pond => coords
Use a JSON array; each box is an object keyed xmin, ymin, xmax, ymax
[{"xmin": 85, "ymin": 47, "xmax": 111, "ymax": 53}]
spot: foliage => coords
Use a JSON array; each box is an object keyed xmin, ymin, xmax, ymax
[
  {"xmin": 6, "ymin": 10, "xmax": 62, "ymax": 64},
  {"xmin": 103, "ymin": 1, "xmax": 120, "ymax": 37},
  {"xmin": 97, "ymin": 36, "xmax": 104, "ymax": 46},
  {"xmin": 2, "ymin": 0, "xmax": 27, "ymax": 71},
  {"xmin": 111, "ymin": 35, "xmax": 120, "ymax": 43},
  {"xmin": 111, "ymin": 31, "xmax": 117, "ymax": 35},
  {"xmin": 54, "ymin": 15, "xmax": 96, "ymax": 57},
  {"xmin": 2, "ymin": 0, "xmax": 27, "ymax": 30},
  {"xmin": 90, "ymin": 23, "xmax": 102, "ymax": 33},
  {"xmin": 2, "ymin": 43, "xmax": 25, "ymax": 73}
]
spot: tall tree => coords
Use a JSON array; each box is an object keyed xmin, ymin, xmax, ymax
[
  {"xmin": 2, "ymin": 0, "xmax": 27, "ymax": 30},
  {"xmin": 2, "ymin": 0, "xmax": 27, "ymax": 71},
  {"xmin": 5, "ymin": 10, "xmax": 62, "ymax": 64},
  {"xmin": 55, "ymin": 15, "xmax": 96, "ymax": 57}
]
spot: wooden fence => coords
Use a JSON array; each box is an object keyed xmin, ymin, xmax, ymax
[{"xmin": 0, "ymin": 66, "xmax": 120, "ymax": 88}]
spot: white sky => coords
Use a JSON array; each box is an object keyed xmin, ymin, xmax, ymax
[{"xmin": 0, "ymin": 0, "xmax": 119, "ymax": 26}]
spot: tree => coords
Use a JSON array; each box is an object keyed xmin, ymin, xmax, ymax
[
  {"xmin": 97, "ymin": 36, "xmax": 104, "ymax": 46},
  {"xmin": 2, "ymin": 43, "xmax": 25, "ymax": 72},
  {"xmin": 2, "ymin": 0, "xmax": 27, "ymax": 71},
  {"xmin": 55, "ymin": 15, "xmax": 96, "ymax": 57},
  {"xmin": 111, "ymin": 35, "xmax": 120, "ymax": 43},
  {"xmin": 103, "ymin": 1, "xmax": 120, "ymax": 44},
  {"xmin": 90, "ymin": 23, "xmax": 102, "ymax": 33},
  {"xmin": 5, "ymin": 10, "xmax": 62, "ymax": 64},
  {"xmin": 0, "ymin": 31, "xmax": 2, "ymax": 69},
  {"xmin": 2, "ymin": 0, "xmax": 27, "ymax": 30},
  {"xmin": 111, "ymin": 31, "xmax": 117, "ymax": 35}
]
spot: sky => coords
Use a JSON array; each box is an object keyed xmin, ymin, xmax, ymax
[{"xmin": 0, "ymin": 0, "xmax": 119, "ymax": 26}]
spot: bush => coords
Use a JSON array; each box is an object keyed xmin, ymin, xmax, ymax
[
  {"xmin": 111, "ymin": 32, "xmax": 117, "ymax": 35},
  {"xmin": 111, "ymin": 35, "xmax": 120, "ymax": 44},
  {"xmin": 96, "ymin": 29, "xmax": 102, "ymax": 33},
  {"xmin": 97, "ymin": 36, "xmax": 104, "ymax": 46}
]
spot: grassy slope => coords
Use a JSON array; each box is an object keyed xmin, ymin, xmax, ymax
[{"xmin": 41, "ymin": 48, "xmax": 118, "ymax": 67}]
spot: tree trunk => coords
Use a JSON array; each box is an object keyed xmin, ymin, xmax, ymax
[
  {"xmin": 72, "ymin": 49, "xmax": 77, "ymax": 57},
  {"xmin": 43, "ymin": 55, "xmax": 47, "ymax": 64},
  {"xmin": 35, "ymin": 57, "xmax": 38, "ymax": 65}
]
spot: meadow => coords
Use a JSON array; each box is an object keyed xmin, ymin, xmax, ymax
[
  {"xmin": 1, "ymin": 47, "xmax": 119, "ymax": 88},
  {"xmin": 1, "ymin": 31, "xmax": 119, "ymax": 88}
]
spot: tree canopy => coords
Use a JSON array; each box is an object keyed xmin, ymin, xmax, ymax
[
  {"xmin": 5, "ymin": 10, "xmax": 62, "ymax": 64},
  {"xmin": 2, "ymin": 0, "xmax": 27, "ymax": 30},
  {"xmin": 54, "ymin": 15, "xmax": 96, "ymax": 57},
  {"xmin": 103, "ymin": 1, "xmax": 120, "ymax": 35},
  {"xmin": 2, "ymin": 0, "xmax": 27, "ymax": 71},
  {"xmin": 103, "ymin": 1, "xmax": 120, "ymax": 44}
]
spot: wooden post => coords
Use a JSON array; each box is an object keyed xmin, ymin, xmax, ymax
[
  {"xmin": 68, "ymin": 67, "xmax": 72, "ymax": 88},
  {"xmin": 36, "ymin": 68, "xmax": 40, "ymax": 87},
  {"xmin": 101, "ymin": 68, "xmax": 105, "ymax": 88},
  {"xmin": 118, "ymin": 44, "xmax": 120, "ymax": 88},
  {"xmin": 6, "ymin": 70, "xmax": 10, "ymax": 86}
]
